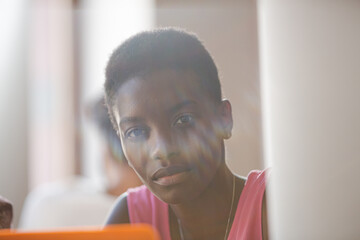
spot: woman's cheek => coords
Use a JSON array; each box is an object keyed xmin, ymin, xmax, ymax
[
  {"xmin": 181, "ymin": 131, "xmax": 207, "ymax": 161},
  {"xmin": 123, "ymin": 143, "xmax": 145, "ymax": 168}
]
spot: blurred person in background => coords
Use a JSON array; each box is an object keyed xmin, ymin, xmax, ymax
[
  {"xmin": 88, "ymin": 96, "xmax": 143, "ymax": 196},
  {"xmin": 18, "ymin": 96, "xmax": 141, "ymax": 230}
]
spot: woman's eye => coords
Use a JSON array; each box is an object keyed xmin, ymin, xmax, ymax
[
  {"xmin": 175, "ymin": 114, "xmax": 195, "ymax": 126},
  {"xmin": 126, "ymin": 127, "xmax": 148, "ymax": 140}
]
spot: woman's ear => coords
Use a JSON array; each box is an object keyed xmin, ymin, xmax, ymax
[{"xmin": 219, "ymin": 99, "xmax": 233, "ymax": 139}]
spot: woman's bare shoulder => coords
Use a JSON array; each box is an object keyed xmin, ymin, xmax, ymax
[{"xmin": 105, "ymin": 192, "xmax": 130, "ymax": 225}]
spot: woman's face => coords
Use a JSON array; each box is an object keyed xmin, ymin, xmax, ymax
[{"xmin": 112, "ymin": 69, "xmax": 232, "ymax": 204}]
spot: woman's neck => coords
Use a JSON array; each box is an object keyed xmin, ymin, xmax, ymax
[{"xmin": 169, "ymin": 163, "xmax": 240, "ymax": 239}]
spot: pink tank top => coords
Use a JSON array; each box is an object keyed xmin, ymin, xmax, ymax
[{"xmin": 127, "ymin": 169, "xmax": 268, "ymax": 240}]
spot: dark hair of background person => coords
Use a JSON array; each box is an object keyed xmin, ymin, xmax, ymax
[
  {"xmin": 0, "ymin": 196, "xmax": 13, "ymax": 229},
  {"xmin": 87, "ymin": 97, "xmax": 126, "ymax": 164}
]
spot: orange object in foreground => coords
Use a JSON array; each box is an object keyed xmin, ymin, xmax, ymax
[{"xmin": 0, "ymin": 224, "xmax": 160, "ymax": 240}]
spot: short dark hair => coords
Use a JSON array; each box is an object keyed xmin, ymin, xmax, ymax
[{"xmin": 104, "ymin": 28, "xmax": 222, "ymax": 130}]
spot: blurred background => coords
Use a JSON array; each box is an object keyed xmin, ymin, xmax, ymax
[{"xmin": 0, "ymin": 0, "xmax": 359, "ymax": 239}]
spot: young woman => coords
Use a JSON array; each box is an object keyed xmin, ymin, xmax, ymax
[{"xmin": 104, "ymin": 28, "xmax": 269, "ymax": 240}]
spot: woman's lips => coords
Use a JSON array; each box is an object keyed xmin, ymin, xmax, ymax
[
  {"xmin": 153, "ymin": 171, "xmax": 190, "ymax": 186},
  {"xmin": 152, "ymin": 165, "xmax": 191, "ymax": 186}
]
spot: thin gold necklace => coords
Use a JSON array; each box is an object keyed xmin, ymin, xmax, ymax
[{"xmin": 177, "ymin": 175, "xmax": 236, "ymax": 240}]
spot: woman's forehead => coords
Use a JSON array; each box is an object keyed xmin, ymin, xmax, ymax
[
  {"xmin": 112, "ymin": 69, "xmax": 219, "ymax": 126},
  {"xmin": 115, "ymin": 70, "xmax": 205, "ymax": 109}
]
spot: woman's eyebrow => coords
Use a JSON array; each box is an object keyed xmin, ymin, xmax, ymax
[
  {"xmin": 168, "ymin": 100, "xmax": 196, "ymax": 114},
  {"xmin": 119, "ymin": 116, "xmax": 144, "ymax": 126}
]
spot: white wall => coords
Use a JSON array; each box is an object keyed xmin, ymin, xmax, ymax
[
  {"xmin": 0, "ymin": 0, "xmax": 28, "ymax": 228},
  {"xmin": 28, "ymin": 0, "xmax": 76, "ymax": 190},
  {"xmin": 259, "ymin": 1, "xmax": 360, "ymax": 239}
]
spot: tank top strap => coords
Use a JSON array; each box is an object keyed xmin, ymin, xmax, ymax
[{"xmin": 228, "ymin": 169, "xmax": 270, "ymax": 240}]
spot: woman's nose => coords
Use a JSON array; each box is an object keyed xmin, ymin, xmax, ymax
[{"xmin": 150, "ymin": 131, "xmax": 178, "ymax": 163}]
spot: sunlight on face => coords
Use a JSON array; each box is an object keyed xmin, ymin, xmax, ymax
[{"xmin": 112, "ymin": 69, "xmax": 231, "ymax": 204}]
